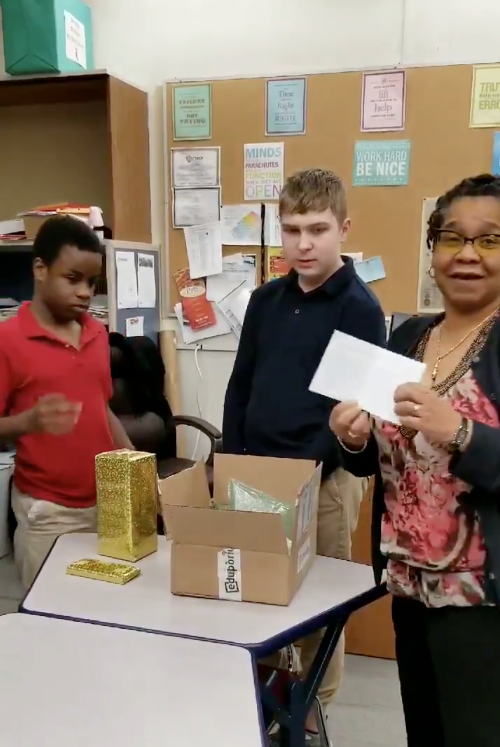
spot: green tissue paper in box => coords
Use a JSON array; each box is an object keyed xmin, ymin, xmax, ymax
[
  {"xmin": 1, "ymin": 0, "xmax": 94, "ymax": 75},
  {"xmin": 226, "ymin": 479, "xmax": 296, "ymax": 542}
]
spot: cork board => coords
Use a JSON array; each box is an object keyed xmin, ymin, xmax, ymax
[{"xmin": 165, "ymin": 64, "xmax": 496, "ymax": 312}]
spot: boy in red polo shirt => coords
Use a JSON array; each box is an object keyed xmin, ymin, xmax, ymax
[{"xmin": 0, "ymin": 216, "xmax": 132, "ymax": 588}]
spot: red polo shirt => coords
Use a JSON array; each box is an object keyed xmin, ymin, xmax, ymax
[{"xmin": 0, "ymin": 302, "xmax": 115, "ymax": 508}]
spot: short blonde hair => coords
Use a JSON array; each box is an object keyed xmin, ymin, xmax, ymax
[{"xmin": 279, "ymin": 168, "xmax": 347, "ymax": 222}]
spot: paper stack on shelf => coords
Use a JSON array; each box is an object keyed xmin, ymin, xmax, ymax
[
  {"xmin": 18, "ymin": 203, "xmax": 93, "ymax": 239},
  {"xmin": 0, "ymin": 304, "xmax": 21, "ymax": 323},
  {"xmin": 0, "ymin": 218, "xmax": 26, "ymax": 242},
  {"xmin": 0, "ymin": 301, "xmax": 108, "ymax": 326}
]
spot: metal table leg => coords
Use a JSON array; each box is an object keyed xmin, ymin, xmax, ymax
[{"xmin": 260, "ymin": 612, "xmax": 349, "ymax": 747}]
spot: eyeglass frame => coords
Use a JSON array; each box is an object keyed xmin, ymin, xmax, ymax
[{"xmin": 431, "ymin": 229, "xmax": 500, "ymax": 255}]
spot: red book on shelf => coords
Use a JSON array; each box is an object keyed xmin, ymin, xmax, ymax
[{"xmin": 21, "ymin": 203, "xmax": 92, "ymax": 216}]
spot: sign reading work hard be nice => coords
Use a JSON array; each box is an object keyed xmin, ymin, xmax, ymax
[
  {"xmin": 244, "ymin": 142, "xmax": 285, "ymax": 200},
  {"xmin": 353, "ymin": 140, "xmax": 411, "ymax": 187}
]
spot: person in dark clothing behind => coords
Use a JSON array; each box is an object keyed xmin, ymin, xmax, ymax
[{"xmin": 222, "ymin": 168, "xmax": 386, "ymax": 742}]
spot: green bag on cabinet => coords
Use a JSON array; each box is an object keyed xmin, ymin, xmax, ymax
[{"xmin": 0, "ymin": 0, "xmax": 94, "ymax": 75}]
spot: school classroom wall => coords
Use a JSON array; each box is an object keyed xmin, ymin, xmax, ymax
[{"xmin": 2, "ymin": 0, "xmax": 500, "ymax": 458}]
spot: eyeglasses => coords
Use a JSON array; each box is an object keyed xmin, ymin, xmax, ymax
[{"xmin": 433, "ymin": 230, "xmax": 500, "ymax": 255}]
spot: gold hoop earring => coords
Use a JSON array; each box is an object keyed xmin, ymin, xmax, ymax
[{"xmin": 427, "ymin": 266, "xmax": 435, "ymax": 279}]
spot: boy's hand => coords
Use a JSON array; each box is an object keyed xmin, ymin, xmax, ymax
[{"xmin": 28, "ymin": 394, "xmax": 82, "ymax": 436}]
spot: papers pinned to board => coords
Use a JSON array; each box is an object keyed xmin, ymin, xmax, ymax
[
  {"xmin": 183, "ymin": 223, "xmax": 223, "ymax": 279},
  {"xmin": 174, "ymin": 272, "xmax": 253, "ymax": 345},
  {"xmin": 115, "ymin": 250, "xmax": 157, "ymax": 311},
  {"xmin": 216, "ymin": 284, "xmax": 252, "ymax": 339},
  {"xmin": 221, "ymin": 205, "xmax": 262, "ymax": 246},
  {"xmin": 206, "ymin": 254, "xmax": 257, "ymax": 302},
  {"xmin": 116, "ymin": 251, "xmax": 138, "ymax": 309}
]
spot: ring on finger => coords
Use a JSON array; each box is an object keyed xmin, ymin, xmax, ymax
[{"xmin": 413, "ymin": 404, "xmax": 420, "ymax": 414}]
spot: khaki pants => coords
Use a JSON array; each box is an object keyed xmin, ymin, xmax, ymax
[
  {"xmin": 12, "ymin": 485, "xmax": 97, "ymax": 589},
  {"xmin": 261, "ymin": 468, "xmax": 365, "ymax": 706}
]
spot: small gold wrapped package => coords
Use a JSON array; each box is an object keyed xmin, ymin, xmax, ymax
[
  {"xmin": 67, "ymin": 559, "xmax": 140, "ymax": 585},
  {"xmin": 96, "ymin": 449, "xmax": 158, "ymax": 562}
]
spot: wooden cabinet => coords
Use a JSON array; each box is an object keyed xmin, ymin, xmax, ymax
[
  {"xmin": 345, "ymin": 481, "xmax": 396, "ymax": 660},
  {"xmin": 0, "ymin": 71, "xmax": 151, "ymax": 243}
]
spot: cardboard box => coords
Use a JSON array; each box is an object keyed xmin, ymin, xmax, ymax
[
  {"xmin": 96, "ymin": 449, "xmax": 158, "ymax": 562},
  {"xmin": 160, "ymin": 454, "xmax": 321, "ymax": 606},
  {"xmin": 1, "ymin": 0, "xmax": 94, "ymax": 76}
]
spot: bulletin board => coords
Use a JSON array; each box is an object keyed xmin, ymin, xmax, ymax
[
  {"xmin": 164, "ymin": 65, "xmax": 496, "ymax": 313},
  {"xmin": 106, "ymin": 241, "xmax": 161, "ymax": 345}
]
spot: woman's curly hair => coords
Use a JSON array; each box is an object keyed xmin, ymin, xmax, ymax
[{"xmin": 426, "ymin": 174, "xmax": 500, "ymax": 250}]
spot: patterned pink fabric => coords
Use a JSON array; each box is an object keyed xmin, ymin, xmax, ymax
[{"xmin": 374, "ymin": 370, "xmax": 499, "ymax": 607}]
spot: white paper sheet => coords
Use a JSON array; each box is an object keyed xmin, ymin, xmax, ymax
[
  {"xmin": 64, "ymin": 11, "xmax": 87, "ymax": 69},
  {"xmin": 115, "ymin": 251, "xmax": 138, "ymax": 309},
  {"xmin": 216, "ymin": 286, "xmax": 252, "ymax": 338},
  {"xmin": 355, "ymin": 256, "xmax": 386, "ymax": 283},
  {"xmin": 206, "ymin": 254, "xmax": 257, "ymax": 302},
  {"xmin": 125, "ymin": 315, "xmax": 144, "ymax": 337},
  {"xmin": 309, "ymin": 331, "xmax": 426, "ymax": 424},
  {"xmin": 137, "ymin": 253, "xmax": 156, "ymax": 308},
  {"xmin": 171, "ymin": 147, "xmax": 220, "ymax": 188},
  {"xmin": 417, "ymin": 197, "xmax": 443, "ymax": 313},
  {"xmin": 344, "ymin": 252, "xmax": 363, "ymax": 263},
  {"xmin": 174, "ymin": 302, "xmax": 231, "ymax": 344},
  {"xmin": 221, "ymin": 204, "xmax": 262, "ymax": 246},
  {"xmin": 173, "ymin": 188, "xmax": 220, "ymax": 228},
  {"xmin": 183, "ymin": 223, "xmax": 223, "ymax": 279},
  {"xmin": 264, "ymin": 203, "xmax": 282, "ymax": 247}
]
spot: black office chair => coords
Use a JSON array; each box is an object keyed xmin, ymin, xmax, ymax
[
  {"xmin": 388, "ymin": 312, "xmax": 434, "ymax": 337},
  {"xmin": 109, "ymin": 333, "xmax": 222, "ymax": 486}
]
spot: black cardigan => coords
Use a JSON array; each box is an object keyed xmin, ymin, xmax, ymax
[{"xmin": 341, "ymin": 314, "xmax": 500, "ymax": 605}]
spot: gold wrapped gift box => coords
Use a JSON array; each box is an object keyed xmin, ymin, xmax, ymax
[
  {"xmin": 67, "ymin": 559, "xmax": 140, "ymax": 585},
  {"xmin": 96, "ymin": 449, "xmax": 158, "ymax": 562}
]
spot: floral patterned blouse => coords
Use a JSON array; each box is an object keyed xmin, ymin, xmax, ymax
[{"xmin": 373, "ymin": 369, "xmax": 499, "ymax": 608}]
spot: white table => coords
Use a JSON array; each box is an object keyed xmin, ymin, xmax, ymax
[
  {"xmin": 0, "ymin": 613, "xmax": 264, "ymax": 747},
  {"xmin": 21, "ymin": 533, "xmax": 383, "ymax": 653}
]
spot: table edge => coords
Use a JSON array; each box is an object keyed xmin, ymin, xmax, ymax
[{"xmin": 19, "ymin": 535, "xmax": 387, "ymax": 654}]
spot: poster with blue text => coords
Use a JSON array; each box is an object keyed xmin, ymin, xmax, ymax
[
  {"xmin": 244, "ymin": 143, "xmax": 284, "ymax": 200},
  {"xmin": 353, "ymin": 140, "xmax": 411, "ymax": 186},
  {"xmin": 492, "ymin": 132, "xmax": 500, "ymax": 175},
  {"xmin": 266, "ymin": 78, "xmax": 306, "ymax": 135}
]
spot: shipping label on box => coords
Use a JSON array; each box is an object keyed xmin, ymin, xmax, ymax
[{"xmin": 217, "ymin": 548, "xmax": 242, "ymax": 601}]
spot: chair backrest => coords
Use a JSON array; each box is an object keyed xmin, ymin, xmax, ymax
[
  {"xmin": 389, "ymin": 313, "xmax": 414, "ymax": 336},
  {"xmin": 389, "ymin": 312, "xmax": 435, "ymax": 337},
  {"xmin": 108, "ymin": 333, "xmax": 177, "ymax": 459}
]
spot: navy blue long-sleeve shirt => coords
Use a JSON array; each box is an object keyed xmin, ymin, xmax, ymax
[{"xmin": 222, "ymin": 257, "xmax": 387, "ymax": 479}]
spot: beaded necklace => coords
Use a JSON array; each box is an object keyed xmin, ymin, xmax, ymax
[{"xmin": 399, "ymin": 312, "xmax": 499, "ymax": 439}]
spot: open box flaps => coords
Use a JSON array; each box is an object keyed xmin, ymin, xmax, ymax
[
  {"xmin": 212, "ymin": 453, "xmax": 316, "ymax": 505},
  {"xmin": 162, "ymin": 504, "xmax": 289, "ymax": 555},
  {"xmin": 159, "ymin": 461, "xmax": 210, "ymax": 509},
  {"xmin": 159, "ymin": 454, "xmax": 321, "ymax": 606}
]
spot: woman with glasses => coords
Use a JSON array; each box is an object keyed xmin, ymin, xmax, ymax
[{"xmin": 330, "ymin": 174, "xmax": 500, "ymax": 747}]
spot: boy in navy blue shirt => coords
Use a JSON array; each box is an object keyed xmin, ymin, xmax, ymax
[{"xmin": 223, "ymin": 169, "xmax": 386, "ymax": 740}]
